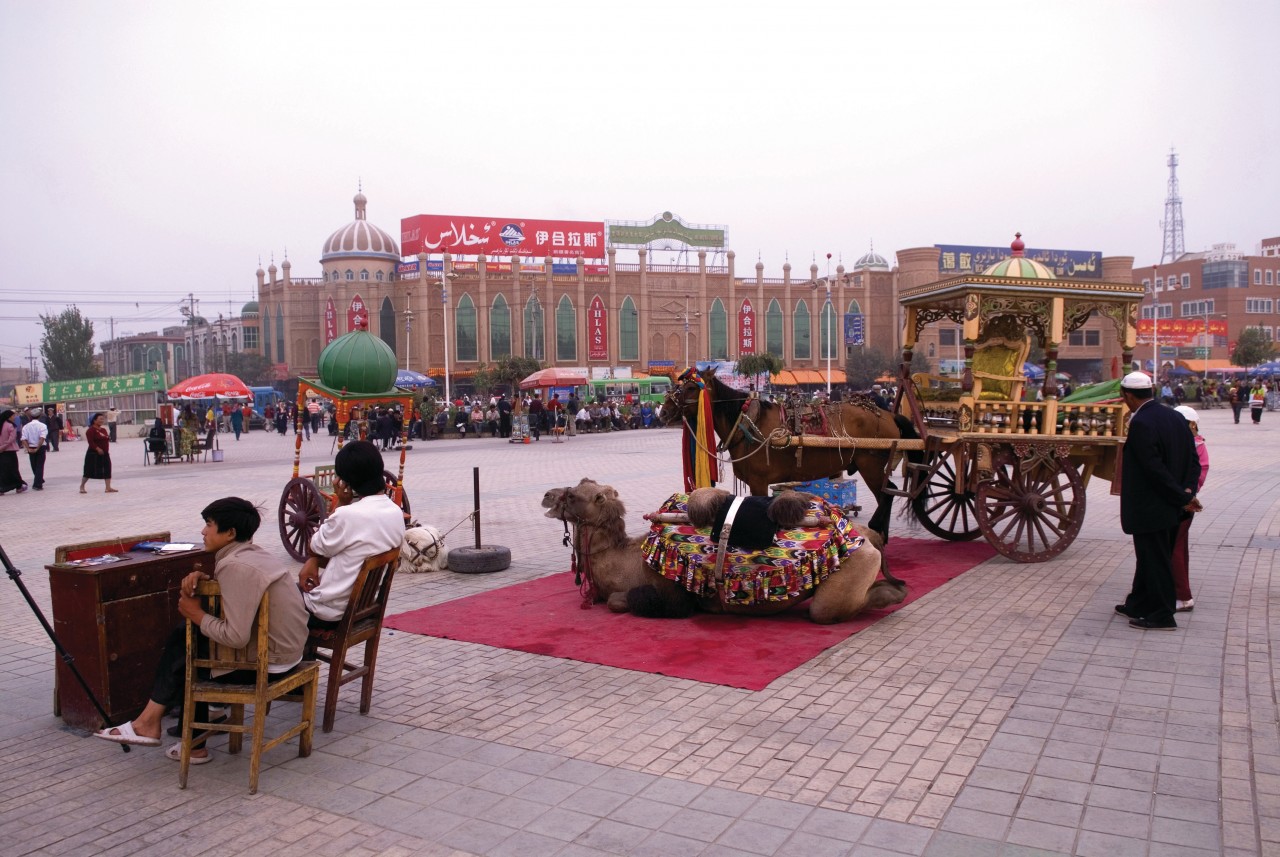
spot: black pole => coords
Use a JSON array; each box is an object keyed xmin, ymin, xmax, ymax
[
  {"xmin": 473, "ymin": 467, "xmax": 481, "ymax": 548},
  {"xmin": 0, "ymin": 542, "xmax": 129, "ymax": 750}
]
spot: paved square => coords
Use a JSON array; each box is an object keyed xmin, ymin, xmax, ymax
[{"xmin": 1, "ymin": 413, "xmax": 1275, "ymax": 856}]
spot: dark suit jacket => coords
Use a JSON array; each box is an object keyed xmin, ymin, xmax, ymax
[{"xmin": 1120, "ymin": 401, "xmax": 1200, "ymax": 534}]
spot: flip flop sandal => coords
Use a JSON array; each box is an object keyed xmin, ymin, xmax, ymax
[
  {"xmin": 165, "ymin": 744, "xmax": 213, "ymax": 765},
  {"xmin": 93, "ymin": 721, "xmax": 161, "ymax": 747}
]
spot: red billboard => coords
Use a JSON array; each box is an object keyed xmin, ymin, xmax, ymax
[
  {"xmin": 738, "ymin": 298, "xmax": 757, "ymax": 355},
  {"xmin": 1136, "ymin": 318, "xmax": 1226, "ymax": 346},
  {"xmin": 347, "ymin": 294, "xmax": 368, "ymax": 332},
  {"xmin": 324, "ymin": 297, "xmax": 338, "ymax": 345},
  {"xmin": 587, "ymin": 295, "xmax": 608, "ymax": 361},
  {"xmin": 401, "ymin": 214, "xmax": 606, "ymax": 259}
]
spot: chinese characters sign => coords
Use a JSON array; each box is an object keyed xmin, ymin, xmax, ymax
[
  {"xmin": 587, "ymin": 296, "xmax": 608, "ymax": 361},
  {"xmin": 936, "ymin": 244, "xmax": 1103, "ymax": 280},
  {"xmin": 737, "ymin": 299, "xmax": 757, "ymax": 355},
  {"xmin": 348, "ymin": 295, "xmax": 367, "ymax": 332},
  {"xmin": 324, "ymin": 297, "xmax": 337, "ymax": 345},
  {"xmin": 45, "ymin": 371, "xmax": 166, "ymax": 402},
  {"xmin": 401, "ymin": 214, "xmax": 606, "ymax": 259}
]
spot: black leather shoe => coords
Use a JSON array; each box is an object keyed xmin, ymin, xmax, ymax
[
  {"xmin": 1129, "ymin": 618, "xmax": 1177, "ymax": 631},
  {"xmin": 1115, "ymin": 604, "xmax": 1138, "ymax": 619}
]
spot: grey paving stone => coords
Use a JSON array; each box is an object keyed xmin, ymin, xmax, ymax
[
  {"xmin": 662, "ymin": 806, "xmax": 735, "ymax": 842},
  {"xmin": 746, "ymin": 796, "xmax": 814, "ymax": 830},
  {"xmin": 775, "ymin": 830, "xmax": 854, "ymax": 857},
  {"xmin": 487, "ymin": 829, "xmax": 564, "ymax": 857},
  {"xmin": 713, "ymin": 818, "xmax": 794, "ymax": 855},
  {"xmin": 525, "ymin": 806, "xmax": 598, "ymax": 841},
  {"xmin": 859, "ymin": 818, "xmax": 933, "ymax": 855},
  {"xmin": 573, "ymin": 818, "xmax": 651, "ymax": 853},
  {"xmin": 632, "ymin": 830, "xmax": 709, "ymax": 857},
  {"xmin": 1005, "ymin": 818, "xmax": 1077, "ymax": 855}
]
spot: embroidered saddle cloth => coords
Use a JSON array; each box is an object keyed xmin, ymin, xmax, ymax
[{"xmin": 640, "ymin": 493, "xmax": 863, "ymax": 606}]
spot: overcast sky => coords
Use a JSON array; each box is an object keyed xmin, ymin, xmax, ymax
[{"xmin": 2, "ymin": 0, "xmax": 1276, "ymax": 375}]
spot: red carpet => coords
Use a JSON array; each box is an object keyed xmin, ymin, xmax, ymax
[{"xmin": 385, "ymin": 538, "xmax": 996, "ymax": 691}]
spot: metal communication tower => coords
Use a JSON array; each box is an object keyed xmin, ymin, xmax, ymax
[{"xmin": 1160, "ymin": 147, "xmax": 1186, "ymax": 264}]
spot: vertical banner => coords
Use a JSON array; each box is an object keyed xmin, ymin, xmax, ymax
[
  {"xmin": 844, "ymin": 313, "xmax": 865, "ymax": 346},
  {"xmin": 588, "ymin": 295, "xmax": 608, "ymax": 361},
  {"xmin": 738, "ymin": 298, "xmax": 757, "ymax": 355},
  {"xmin": 324, "ymin": 297, "xmax": 338, "ymax": 345},
  {"xmin": 347, "ymin": 294, "xmax": 367, "ymax": 331}
]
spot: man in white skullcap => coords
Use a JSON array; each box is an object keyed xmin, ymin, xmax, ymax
[{"xmin": 1114, "ymin": 371, "xmax": 1201, "ymax": 630}]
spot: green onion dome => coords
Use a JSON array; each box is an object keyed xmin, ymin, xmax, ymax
[{"xmin": 316, "ymin": 327, "xmax": 398, "ymax": 394}]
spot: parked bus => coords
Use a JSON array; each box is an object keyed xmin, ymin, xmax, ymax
[{"xmin": 578, "ymin": 377, "xmax": 672, "ymax": 405}]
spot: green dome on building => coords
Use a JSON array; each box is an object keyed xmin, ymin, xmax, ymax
[
  {"xmin": 241, "ymin": 300, "xmax": 259, "ymax": 315},
  {"xmin": 316, "ymin": 328, "xmax": 398, "ymax": 394},
  {"xmin": 982, "ymin": 232, "xmax": 1056, "ymax": 280}
]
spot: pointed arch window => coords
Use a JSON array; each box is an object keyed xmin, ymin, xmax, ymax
[
  {"xmin": 344, "ymin": 270, "xmax": 354, "ymax": 281},
  {"xmin": 275, "ymin": 305, "xmax": 286, "ymax": 364},
  {"xmin": 378, "ymin": 297, "xmax": 396, "ymax": 353},
  {"xmin": 766, "ymin": 298, "xmax": 783, "ymax": 357},
  {"xmin": 375, "ymin": 270, "xmax": 384, "ymax": 282},
  {"xmin": 846, "ymin": 298, "xmax": 862, "ymax": 315},
  {"xmin": 555, "ymin": 295, "xmax": 577, "ymax": 362},
  {"xmin": 819, "ymin": 300, "xmax": 837, "ymax": 360},
  {"xmin": 620, "ymin": 296, "xmax": 639, "ymax": 361},
  {"xmin": 262, "ymin": 313, "xmax": 271, "ymax": 362},
  {"xmin": 709, "ymin": 298, "xmax": 728, "ymax": 360},
  {"xmin": 455, "ymin": 294, "xmax": 477, "ymax": 361},
  {"xmin": 360, "ymin": 269, "xmax": 370, "ymax": 281},
  {"xmin": 490, "ymin": 294, "xmax": 511, "ymax": 359},
  {"xmin": 793, "ymin": 299, "xmax": 811, "ymax": 360},
  {"xmin": 523, "ymin": 295, "xmax": 544, "ymax": 360}
]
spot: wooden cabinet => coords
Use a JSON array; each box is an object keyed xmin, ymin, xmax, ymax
[{"xmin": 47, "ymin": 545, "xmax": 213, "ymax": 731}]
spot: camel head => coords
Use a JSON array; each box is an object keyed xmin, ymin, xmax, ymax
[{"xmin": 542, "ymin": 478, "xmax": 619, "ymax": 521}]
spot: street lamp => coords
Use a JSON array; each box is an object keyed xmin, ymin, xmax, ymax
[
  {"xmin": 1151, "ymin": 264, "xmax": 1160, "ymax": 377},
  {"xmin": 676, "ymin": 296, "xmax": 701, "ymax": 368},
  {"xmin": 439, "ymin": 264, "xmax": 459, "ymax": 405},
  {"xmin": 810, "ymin": 272, "xmax": 837, "ymax": 396},
  {"xmin": 402, "ymin": 289, "xmax": 413, "ymax": 370}
]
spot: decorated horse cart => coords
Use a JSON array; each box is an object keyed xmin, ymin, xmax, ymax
[
  {"xmin": 278, "ymin": 327, "xmax": 414, "ymax": 560},
  {"xmin": 663, "ymin": 236, "xmax": 1146, "ymax": 563}
]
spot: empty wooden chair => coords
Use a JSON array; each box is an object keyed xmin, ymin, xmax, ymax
[{"xmin": 304, "ymin": 547, "xmax": 401, "ymax": 732}]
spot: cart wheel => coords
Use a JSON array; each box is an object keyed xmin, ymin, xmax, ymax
[
  {"xmin": 383, "ymin": 469, "xmax": 411, "ymax": 520},
  {"xmin": 975, "ymin": 448, "xmax": 1085, "ymax": 562},
  {"xmin": 910, "ymin": 448, "xmax": 982, "ymax": 541},
  {"xmin": 280, "ymin": 477, "xmax": 326, "ymax": 562}
]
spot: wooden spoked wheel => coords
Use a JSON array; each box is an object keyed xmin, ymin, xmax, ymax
[
  {"xmin": 383, "ymin": 469, "xmax": 411, "ymax": 521},
  {"xmin": 975, "ymin": 448, "xmax": 1085, "ymax": 562},
  {"xmin": 280, "ymin": 477, "xmax": 326, "ymax": 561},
  {"xmin": 910, "ymin": 448, "xmax": 982, "ymax": 541}
]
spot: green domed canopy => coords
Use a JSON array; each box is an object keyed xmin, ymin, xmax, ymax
[
  {"xmin": 317, "ymin": 328, "xmax": 398, "ymax": 394},
  {"xmin": 241, "ymin": 300, "xmax": 259, "ymax": 315},
  {"xmin": 982, "ymin": 232, "xmax": 1056, "ymax": 280}
]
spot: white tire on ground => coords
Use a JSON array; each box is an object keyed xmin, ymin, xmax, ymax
[{"xmin": 447, "ymin": 545, "xmax": 511, "ymax": 574}]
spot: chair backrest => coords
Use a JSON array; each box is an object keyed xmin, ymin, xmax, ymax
[
  {"xmin": 343, "ymin": 547, "xmax": 401, "ymax": 629},
  {"xmin": 201, "ymin": 429, "xmax": 216, "ymax": 451},
  {"xmin": 190, "ymin": 579, "xmax": 269, "ymax": 687}
]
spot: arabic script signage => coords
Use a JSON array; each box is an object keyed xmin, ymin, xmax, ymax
[
  {"xmin": 348, "ymin": 295, "xmax": 367, "ymax": 332},
  {"xmin": 1136, "ymin": 318, "xmax": 1227, "ymax": 346},
  {"xmin": 324, "ymin": 297, "xmax": 337, "ymax": 345},
  {"xmin": 935, "ymin": 244, "xmax": 1103, "ymax": 280},
  {"xmin": 45, "ymin": 371, "xmax": 166, "ymax": 402},
  {"xmin": 607, "ymin": 211, "xmax": 726, "ymax": 249},
  {"xmin": 401, "ymin": 214, "xmax": 606, "ymax": 259},
  {"xmin": 587, "ymin": 296, "xmax": 608, "ymax": 361},
  {"xmin": 737, "ymin": 299, "xmax": 757, "ymax": 355}
]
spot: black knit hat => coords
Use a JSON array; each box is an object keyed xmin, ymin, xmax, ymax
[{"xmin": 334, "ymin": 440, "xmax": 386, "ymax": 497}]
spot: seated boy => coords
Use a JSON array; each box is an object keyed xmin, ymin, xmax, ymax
[
  {"xmin": 95, "ymin": 498, "xmax": 309, "ymax": 763},
  {"xmin": 297, "ymin": 440, "xmax": 406, "ymax": 627}
]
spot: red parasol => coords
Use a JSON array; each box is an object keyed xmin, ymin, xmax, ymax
[
  {"xmin": 167, "ymin": 372, "xmax": 253, "ymax": 400},
  {"xmin": 519, "ymin": 368, "xmax": 589, "ymax": 390}
]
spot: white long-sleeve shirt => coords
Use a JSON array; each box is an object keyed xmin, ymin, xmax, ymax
[{"xmin": 304, "ymin": 493, "xmax": 405, "ymax": 621}]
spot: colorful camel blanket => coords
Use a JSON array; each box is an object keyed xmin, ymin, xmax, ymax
[{"xmin": 641, "ymin": 493, "xmax": 862, "ymax": 606}]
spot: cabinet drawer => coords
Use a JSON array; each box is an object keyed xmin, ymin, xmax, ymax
[{"xmin": 97, "ymin": 555, "xmax": 209, "ymax": 601}]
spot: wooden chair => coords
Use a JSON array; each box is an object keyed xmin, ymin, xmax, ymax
[
  {"xmin": 304, "ymin": 547, "xmax": 401, "ymax": 733},
  {"xmin": 179, "ymin": 580, "xmax": 320, "ymax": 793}
]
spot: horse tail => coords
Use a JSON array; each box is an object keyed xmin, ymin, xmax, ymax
[
  {"xmin": 625, "ymin": 584, "xmax": 697, "ymax": 619},
  {"xmin": 892, "ymin": 414, "xmax": 923, "ymax": 526}
]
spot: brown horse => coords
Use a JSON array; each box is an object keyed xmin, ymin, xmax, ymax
[{"xmin": 660, "ymin": 367, "xmax": 920, "ymax": 542}]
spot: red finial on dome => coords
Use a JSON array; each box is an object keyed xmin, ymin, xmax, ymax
[{"xmin": 1010, "ymin": 232, "xmax": 1025, "ymax": 257}]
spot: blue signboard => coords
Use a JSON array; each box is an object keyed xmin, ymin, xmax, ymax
[
  {"xmin": 935, "ymin": 244, "xmax": 1103, "ymax": 280},
  {"xmin": 844, "ymin": 313, "xmax": 865, "ymax": 346}
]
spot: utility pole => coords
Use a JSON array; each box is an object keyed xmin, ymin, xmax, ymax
[
  {"xmin": 1160, "ymin": 147, "xmax": 1186, "ymax": 265},
  {"xmin": 27, "ymin": 344, "xmax": 38, "ymax": 379}
]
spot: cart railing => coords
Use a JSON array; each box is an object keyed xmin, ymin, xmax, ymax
[{"xmin": 968, "ymin": 400, "xmax": 1127, "ymax": 439}]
